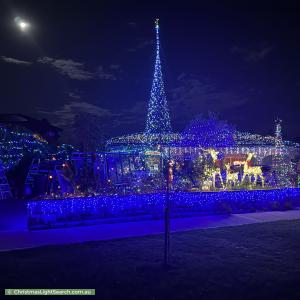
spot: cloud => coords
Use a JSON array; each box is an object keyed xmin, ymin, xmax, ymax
[
  {"xmin": 1, "ymin": 56, "xmax": 32, "ymax": 65},
  {"xmin": 170, "ymin": 74, "xmax": 249, "ymax": 126},
  {"xmin": 137, "ymin": 39, "xmax": 154, "ymax": 49},
  {"xmin": 127, "ymin": 38, "xmax": 154, "ymax": 52},
  {"xmin": 99, "ymin": 74, "xmax": 249, "ymax": 132},
  {"xmin": 39, "ymin": 101, "xmax": 118, "ymax": 144},
  {"xmin": 39, "ymin": 101, "xmax": 115, "ymax": 128},
  {"xmin": 68, "ymin": 92, "xmax": 81, "ymax": 99},
  {"xmin": 37, "ymin": 57, "xmax": 94, "ymax": 80},
  {"xmin": 231, "ymin": 45, "xmax": 273, "ymax": 62},
  {"xmin": 113, "ymin": 101, "xmax": 147, "ymax": 128},
  {"xmin": 109, "ymin": 64, "xmax": 121, "ymax": 70},
  {"xmin": 37, "ymin": 56, "xmax": 120, "ymax": 81},
  {"xmin": 99, "ymin": 64, "xmax": 123, "ymax": 80},
  {"xmin": 128, "ymin": 22, "xmax": 137, "ymax": 27},
  {"xmin": 97, "ymin": 66, "xmax": 117, "ymax": 80},
  {"xmin": 1, "ymin": 55, "xmax": 120, "ymax": 81}
]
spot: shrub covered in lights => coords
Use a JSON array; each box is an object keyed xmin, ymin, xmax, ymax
[
  {"xmin": 182, "ymin": 113, "xmax": 236, "ymax": 148},
  {"xmin": 55, "ymin": 144, "xmax": 77, "ymax": 162},
  {"xmin": 0, "ymin": 126, "xmax": 49, "ymax": 170},
  {"xmin": 28, "ymin": 188, "xmax": 300, "ymax": 229}
]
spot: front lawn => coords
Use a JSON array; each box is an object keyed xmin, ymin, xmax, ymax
[{"xmin": 1, "ymin": 220, "xmax": 300, "ymax": 299}]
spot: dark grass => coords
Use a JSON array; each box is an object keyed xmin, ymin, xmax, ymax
[{"xmin": 1, "ymin": 220, "xmax": 300, "ymax": 299}]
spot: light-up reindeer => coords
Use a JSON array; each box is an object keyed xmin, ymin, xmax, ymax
[
  {"xmin": 224, "ymin": 163, "xmax": 239, "ymax": 188},
  {"xmin": 242, "ymin": 153, "xmax": 264, "ymax": 186},
  {"xmin": 206, "ymin": 149, "xmax": 224, "ymax": 189}
]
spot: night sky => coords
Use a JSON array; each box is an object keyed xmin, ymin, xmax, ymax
[{"xmin": 1, "ymin": 0, "xmax": 300, "ymax": 143}]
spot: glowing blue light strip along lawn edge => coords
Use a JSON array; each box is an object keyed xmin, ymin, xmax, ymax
[{"xmin": 28, "ymin": 188, "xmax": 300, "ymax": 227}]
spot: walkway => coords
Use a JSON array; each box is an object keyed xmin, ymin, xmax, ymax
[{"xmin": 1, "ymin": 210, "xmax": 300, "ymax": 252}]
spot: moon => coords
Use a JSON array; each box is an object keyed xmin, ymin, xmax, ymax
[{"xmin": 14, "ymin": 17, "xmax": 30, "ymax": 32}]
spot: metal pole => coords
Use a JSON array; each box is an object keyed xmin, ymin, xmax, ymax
[
  {"xmin": 164, "ymin": 147, "xmax": 172, "ymax": 267},
  {"xmin": 164, "ymin": 171, "xmax": 170, "ymax": 266}
]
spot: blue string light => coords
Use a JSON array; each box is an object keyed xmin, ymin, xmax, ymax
[
  {"xmin": 28, "ymin": 188, "xmax": 300, "ymax": 228},
  {"xmin": 0, "ymin": 126, "xmax": 49, "ymax": 170},
  {"xmin": 182, "ymin": 114, "xmax": 236, "ymax": 148},
  {"xmin": 0, "ymin": 126, "xmax": 76, "ymax": 171}
]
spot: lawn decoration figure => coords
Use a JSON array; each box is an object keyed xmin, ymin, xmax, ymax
[
  {"xmin": 206, "ymin": 149, "xmax": 224, "ymax": 189},
  {"xmin": 224, "ymin": 163, "xmax": 239, "ymax": 188},
  {"xmin": 242, "ymin": 153, "xmax": 264, "ymax": 187}
]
